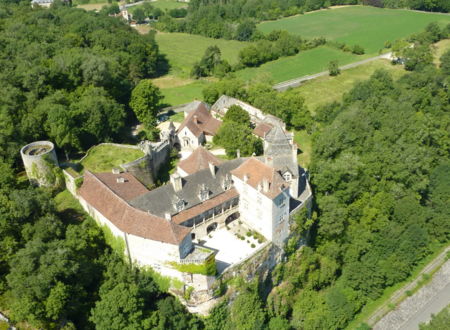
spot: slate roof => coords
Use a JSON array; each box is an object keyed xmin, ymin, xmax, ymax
[
  {"xmin": 177, "ymin": 103, "xmax": 222, "ymax": 137},
  {"xmin": 78, "ymin": 171, "xmax": 190, "ymax": 245},
  {"xmin": 230, "ymin": 158, "xmax": 288, "ymax": 199},
  {"xmin": 130, "ymin": 158, "xmax": 245, "ymax": 218},
  {"xmin": 177, "ymin": 147, "xmax": 222, "ymax": 176},
  {"xmin": 263, "ymin": 125, "xmax": 299, "ymax": 177}
]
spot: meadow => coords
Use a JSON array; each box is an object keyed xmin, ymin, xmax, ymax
[
  {"xmin": 258, "ymin": 6, "xmax": 450, "ymax": 55},
  {"xmin": 155, "ymin": 32, "xmax": 248, "ymax": 77},
  {"xmin": 293, "ymin": 58, "xmax": 406, "ymax": 112},
  {"xmin": 235, "ymin": 46, "xmax": 365, "ymax": 83}
]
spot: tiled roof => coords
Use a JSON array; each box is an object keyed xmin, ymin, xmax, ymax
[
  {"xmin": 177, "ymin": 147, "xmax": 222, "ymax": 176},
  {"xmin": 230, "ymin": 158, "xmax": 287, "ymax": 199},
  {"xmin": 253, "ymin": 122, "xmax": 273, "ymax": 138},
  {"xmin": 172, "ymin": 188, "xmax": 238, "ymax": 224},
  {"xmin": 94, "ymin": 172, "xmax": 149, "ymax": 201},
  {"xmin": 177, "ymin": 103, "xmax": 222, "ymax": 137},
  {"xmin": 78, "ymin": 171, "xmax": 190, "ymax": 245}
]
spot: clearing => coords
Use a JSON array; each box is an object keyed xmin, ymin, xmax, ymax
[
  {"xmin": 258, "ymin": 6, "xmax": 450, "ymax": 55},
  {"xmin": 155, "ymin": 32, "xmax": 248, "ymax": 78},
  {"xmin": 434, "ymin": 39, "xmax": 450, "ymax": 65},
  {"xmin": 159, "ymin": 80, "xmax": 210, "ymax": 107}
]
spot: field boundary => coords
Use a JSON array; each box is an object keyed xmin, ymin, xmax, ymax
[{"xmin": 273, "ymin": 52, "xmax": 392, "ymax": 91}]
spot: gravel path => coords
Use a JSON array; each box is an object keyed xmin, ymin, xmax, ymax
[{"xmin": 272, "ymin": 52, "xmax": 392, "ymax": 91}]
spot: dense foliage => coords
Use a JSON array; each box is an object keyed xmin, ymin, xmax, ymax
[
  {"xmin": 205, "ymin": 40, "xmax": 450, "ymax": 329},
  {"xmin": 366, "ymin": 0, "xmax": 450, "ymax": 12},
  {"xmin": 0, "ymin": 2, "xmax": 162, "ymax": 159}
]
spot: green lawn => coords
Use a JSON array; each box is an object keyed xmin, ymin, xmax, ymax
[
  {"xmin": 160, "ymin": 80, "xmax": 208, "ymax": 106},
  {"xmin": 434, "ymin": 39, "xmax": 450, "ymax": 65},
  {"xmin": 78, "ymin": 144, "xmax": 144, "ymax": 173},
  {"xmin": 156, "ymin": 32, "xmax": 249, "ymax": 77},
  {"xmin": 258, "ymin": 6, "xmax": 450, "ymax": 55},
  {"xmin": 293, "ymin": 130, "xmax": 312, "ymax": 169},
  {"xmin": 294, "ymin": 59, "xmax": 406, "ymax": 112},
  {"xmin": 235, "ymin": 46, "xmax": 364, "ymax": 84},
  {"xmin": 152, "ymin": 0, "xmax": 187, "ymax": 10}
]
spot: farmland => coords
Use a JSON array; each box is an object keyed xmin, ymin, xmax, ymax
[
  {"xmin": 235, "ymin": 46, "xmax": 365, "ymax": 84},
  {"xmin": 155, "ymin": 32, "xmax": 248, "ymax": 77},
  {"xmin": 258, "ymin": 6, "xmax": 450, "ymax": 54}
]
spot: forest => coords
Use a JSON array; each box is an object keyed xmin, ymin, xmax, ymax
[{"xmin": 1, "ymin": 0, "xmax": 450, "ymax": 329}]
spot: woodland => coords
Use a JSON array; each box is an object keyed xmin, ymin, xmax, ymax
[{"xmin": 0, "ymin": 1, "xmax": 449, "ymax": 329}]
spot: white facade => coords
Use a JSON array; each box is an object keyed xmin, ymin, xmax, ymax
[
  {"xmin": 232, "ymin": 176, "xmax": 290, "ymax": 247},
  {"xmin": 177, "ymin": 126, "xmax": 204, "ymax": 151}
]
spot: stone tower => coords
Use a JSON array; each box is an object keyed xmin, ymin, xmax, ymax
[{"xmin": 20, "ymin": 141, "xmax": 59, "ymax": 187}]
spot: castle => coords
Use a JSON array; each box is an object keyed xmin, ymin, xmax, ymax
[{"xmin": 22, "ymin": 96, "xmax": 312, "ymax": 304}]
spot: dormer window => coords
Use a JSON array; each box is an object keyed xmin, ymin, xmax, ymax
[
  {"xmin": 222, "ymin": 174, "xmax": 232, "ymax": 190},
  {"xmin": 174, "ymin": 196, "xmax": 185, "ymax": 212},
  {"xmin": 198, "ymin": 184, "xmax": 210, "ymax": 201},
  {"xmin": 283, "ymin": 172, "xmax": 292, "ymax": 182}
]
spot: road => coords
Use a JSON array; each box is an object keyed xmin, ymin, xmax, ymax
[
  {"xmin": 371, "ymin": 246, "xmax": 450, "ymax": 329},
  {"xmin": 272, "ymin": 52, "xmax": 392, "ymax": 91},
  {"xmin": 399, "ymin": 280, "xmax": 450, "ymax": 329}
]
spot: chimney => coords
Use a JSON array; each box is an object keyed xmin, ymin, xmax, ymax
[
  {"xmin": 236, "ymin": 149, "xmax": 240, "ymax": 158},
  {"xmin": 193, "ymin": 115, "xmax": 198, "ymax": 124},
  {"xmin": 170, "ymin": 173, "xmax": 183, "ymax": 192},
  {"xmin": 112, "ymin": 168, "xmax": 121, "ymax": 174},
  {"xmin": 116, "ymin": 177, "xmax": 126, "ymax": 183},
  {"xmin": 208, "ymin": 162, "xmax": 216, "ymax": 177},
  {"xmin": 243, "ymin": 174, "xmax": 249, "ymax": 183},
  {"xmin": 292, "ymin": 143, "xmax": 298, "ymax": 161},
  {"xmin": 265, "ymin": 156, "xmax": 273, "ymax": 167},
  {"xmin": 165, "ymin": 213, "xmax": 172, "ymax": 222},
  {"xmin": 262, "ymin": 178, "xmax": 270, "ymax": 192}
]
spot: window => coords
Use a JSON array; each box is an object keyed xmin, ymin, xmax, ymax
[{"xmin": 283, "ymin": 172, "xmax": 292, "ymax": 182}]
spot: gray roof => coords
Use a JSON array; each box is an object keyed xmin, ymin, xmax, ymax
[
  {"xmin": 130, "ymin": 158, "xmax": 245, "ymax": 217},
  {"xmin": 264, "ymin": 125, "xmax": 298, "ymax": 177},
  {"xmin": 31, "ymin": 0, "xmax": 53, "ymax": 3}
]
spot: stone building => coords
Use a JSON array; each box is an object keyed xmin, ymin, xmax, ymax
[
  {"xmin": 176, "ymin": 103, "xmax": 221, "ymax": 151},
  {"xmin": 20, "ymin": 141, "xmax": 60, "ymax": 187}
]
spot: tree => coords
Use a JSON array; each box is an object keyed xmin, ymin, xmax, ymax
[
  {"xmin": 440, "ymin": 49, "xmax": 450, "ymax": 75},
  {"xmin": 133, "ymin": 8, "xmax": 146, "ymax": 24},
  {"xmin": 351, "ymin": 44, "xmax": 365, "ymax": 55},
  {"xmin": 235, "ymin": 20, "xmax": 256, "ymax": 41},
  {"xmin": 223, "ymin": 105, "xmax": 251, "ymax": 127},
  {"xmin": 213, "ymin": 122, "xmax": 262, "ymax": 157},
  {"xmin": 129, "ymin": 79, "xmax": 162, "ymax": 129},
  {"xmin": 328, "ymin": 60, "xmax": 340, "ymax": 76}
]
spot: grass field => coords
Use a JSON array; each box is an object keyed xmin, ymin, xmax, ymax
[
  {"xmin": 159, "ymin": 80, "xmax": 208, "ymax": 106},
  {"xmin": 155, "ymin": 32, "xmax": 248, "ymax": 77},
  {"xmin": 235, "ymin": 46, "xmax": 365, "ymax": 83},
  {"xmin": 258, "ymin": 6, "xmax": 450, "ymax": 55},
  {"xmin": 151, "ymin": 0, "xmax": 187, "ymax": 10},
  {"xmin": 293, "ymin": 130, "xmax": 312, "ymax": 169},
  {"xmin": 78, "ymin": 144, "xmax": 144, "ymax": 173},
  {"xmin": 294, "ymin": 59, "xmax": 406, "ymax": 112}
]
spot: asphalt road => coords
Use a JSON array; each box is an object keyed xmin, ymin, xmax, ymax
[
  {"xmin": 399, "ymin": 280, "xmax": 450, "ymax": 329},
  {"xmin": 272, "ymin": 52, "xmax": 393, "ymax": 91}
]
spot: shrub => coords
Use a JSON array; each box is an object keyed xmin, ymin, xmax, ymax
[
  {"xmin": 251, "ymin": 244, "xmax": 256, "ymax": 248},
  {"xmin": 246, "ymin": 231, "xmax": 252, "ymax": 237},
  {"xmin": 352, "ymin": 44, "xmax": 365, "ymax": 55},
  {"xmin": 328, "ymin": 60, "xmax": 340, "ymax": 76}
]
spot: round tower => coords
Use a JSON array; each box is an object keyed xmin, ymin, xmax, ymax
[{"xmin": 20, "ymin": 141, "xmax": 59, "ymax": 187}]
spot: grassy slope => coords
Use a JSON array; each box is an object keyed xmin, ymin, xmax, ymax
[
  {"xmin": 159, "ymin": 80, "xmax": 209, "ymax": 106},
  {"xmin": 434, "ymin": 39, "xmax": 450, "ymax": 65},
  {"xmin": 79, "ymin": 144, "xmax": 144, "ymax": 173},
  {"xmin": 235, "ymin": 46, "xmax": 364, "ymax": 83},
  {"xmin": 295, "ymin": 59, "xmax": 406, "ymax": 113},
  {"xmin": 155, "ymin": 32, "xmax": 249, "ymax": 77},
  {"xmin": 258, "ymin": 6, "xmax": 450, "ymax": 54},
  {"xmin": 151, "ymin": 0, "xmax": 187, "ymax": 10}
]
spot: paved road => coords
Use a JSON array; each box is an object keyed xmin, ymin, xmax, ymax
[
  {"xmin": 272, "ymin": 52, "xmax": 392, "ymax": 91},
  {"xmin": 372, "ymin": 248, "xmax": 450, "ymax": 330},
  {"xmin": 399, "ymin": 280, "xmax": 450, "ymax": 329},
  {"xmin": 368, "ymin": 246, "xmax": 450, "ymax": 326}
]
